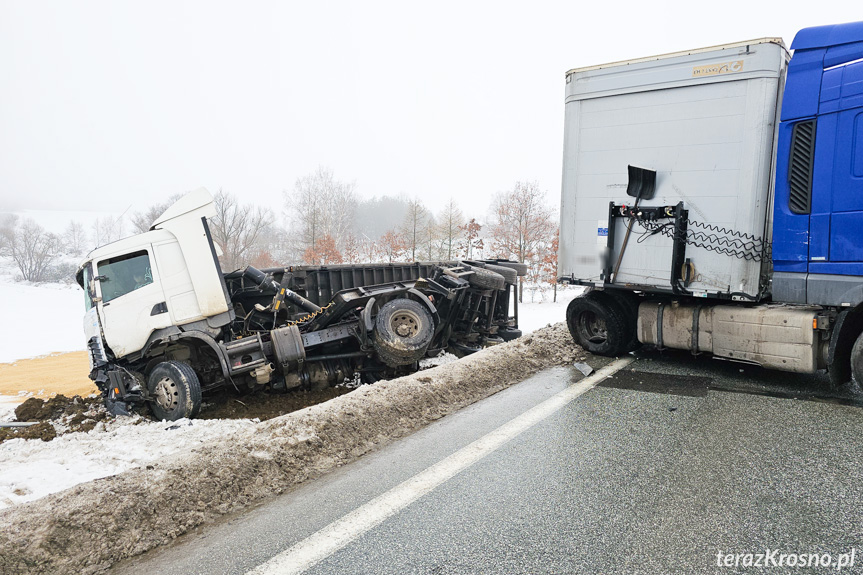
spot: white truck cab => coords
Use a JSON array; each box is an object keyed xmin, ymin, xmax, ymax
[{"xmin": 78, "ymin": 189, "xmax": 231, "ymax": 360}]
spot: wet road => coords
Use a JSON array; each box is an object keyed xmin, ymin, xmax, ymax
[{"xmin": 112, "ymin": 350, "xmax": 863, "ymax": 575}]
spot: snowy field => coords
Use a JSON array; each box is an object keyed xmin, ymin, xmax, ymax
[{"xmin": 0, "ymin": 281, "xmax": 85, "ymax": 363}]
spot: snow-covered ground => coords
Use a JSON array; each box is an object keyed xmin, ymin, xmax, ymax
[
  {"xmin": 0, "ymin": 416, "xmax": 257, "ymax": 509},
  {"xmin": 517, "ymin": 286, "xmax": 583, "ymax": 334},
  {"xmin": 0, "ymin": 280, "xmax": 86, "ymax": 363}
]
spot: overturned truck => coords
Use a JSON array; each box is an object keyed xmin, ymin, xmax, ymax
[{"xmin": 76, "ymin": 190, "xmax": 524, "ymax": 420}]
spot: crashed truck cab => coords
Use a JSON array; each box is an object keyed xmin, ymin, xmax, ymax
[
  {"xmin": 76, "ymin": 189, "xmax": 234, "ymax": 413},
  {"xmin": 76, "ymin": 189, "xmax": 526, "ymax": 420}
]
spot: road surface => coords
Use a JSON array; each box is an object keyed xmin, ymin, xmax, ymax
[{"xmin": 112, "ymin": 350, "xmax": 863, "ymax": 574}]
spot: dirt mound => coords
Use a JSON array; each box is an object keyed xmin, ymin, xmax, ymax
[
  {"xmin": 2, "ymin": 395, "xmax": 112, "ymax": 445},
  {"xmin": 0, "ymin": 422, "xmax": 57, "ymax": 443},
  {"xmin": 0, "ymin": 323, "xmax": 585, "ymax": 575},
  {"xmin": 199, "ymin": 388, "xmax": 353, "ymax": 421}
]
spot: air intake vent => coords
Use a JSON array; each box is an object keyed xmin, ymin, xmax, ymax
[{"xmin": 788, "ymin": 120, "xmax": 816, "ymax": 215}]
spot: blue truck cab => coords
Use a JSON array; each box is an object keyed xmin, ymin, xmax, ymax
[{"xmin": 774, "ymin": 21, "xmax": 863, "ymax": 307}]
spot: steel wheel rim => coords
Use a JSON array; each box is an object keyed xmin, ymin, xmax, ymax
[
  {"xmin": 391, "ymin": 310, "xmax": 421, "ymax": 338},
  {"xmin": 154, "ymin": 376, "xmax": 179, "ymax": 411},
  {"xmin": 577, "ymin": 310, "xmax": 608, "ymax": 344}
]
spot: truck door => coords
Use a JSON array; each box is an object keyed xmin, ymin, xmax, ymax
[
  {"xmin": 814, "ymin": 56, "xmax": 863, "ymax": 269},
  {"xmin": 94, "ymin": 248, "xmax": 173, "ymax": 358}
]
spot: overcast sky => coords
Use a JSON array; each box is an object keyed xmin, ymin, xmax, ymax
[{"xmin": 0, "ymin": 1, "xmax": 858, "ymax": 219}]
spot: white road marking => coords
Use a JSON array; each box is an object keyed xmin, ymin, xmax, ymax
[{"xmin": 247, "ymin": 356, "xmax": 634, "ymax": 575}]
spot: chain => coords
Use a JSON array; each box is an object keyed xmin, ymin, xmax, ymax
[
  {"xmin": 283, "ymin": 302, "xmax": 335, "ymax": 326},
  {"xmin": 634, "ymin": 217, "xmax": 771, "ymax": 262}
]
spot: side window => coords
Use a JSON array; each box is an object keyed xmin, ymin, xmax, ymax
[
  {"xmin": 82, "ymin": 263, "xmax": 95, "ymax": 311},
  {"xmin": 97, "ymin": 251, "xmax": 154, "ymax": 303}
]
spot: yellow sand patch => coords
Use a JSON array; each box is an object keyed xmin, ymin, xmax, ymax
[{"xmin": 0, "ymin": 352, "xmax": 97, "ymax": 401}]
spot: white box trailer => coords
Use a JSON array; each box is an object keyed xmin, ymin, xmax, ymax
[{"xmin": 559, "ymin": 39, "xmax": 789, "ymax": 300}]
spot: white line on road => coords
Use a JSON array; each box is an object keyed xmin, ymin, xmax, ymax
[{"xmin": 247, "ymin": 356, "xmax": 634, "ymax": 575}]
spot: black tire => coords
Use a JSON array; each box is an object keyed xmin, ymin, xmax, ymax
[
  {"xmin": 374, "ymin": 299, "xmax": 435, "ymax": 366},
  {"xmin": 147, "ymin": 361, "xmax": 202, "ymax": 421},
  {"xmin": 483, "ymin": 263, "xmax": 518, "ymax": 285},
  {"xmin": 565, "ymin": 293, "xmax": 629, "ymax": 356},
  {"xmin": 498, "ymin": 327, "xmax": 522, "ymax": 341},
  {"xmin": 460, "ymin": 263, "xmax": 506, "ymax": 290},
  {"xmin": 448, "ymin": 341, "xmax": 483, "ymax": 358},
  {"xmin": 487, "ymin": 260, "xmax": 528, "ymax": 277},
  {"xmin": 850, "ymin": 332, "xmax": 863, "ymax": 385},
  {"xmin": 598, "ymin": 290, "xmax": 641, "ymax": 352}
]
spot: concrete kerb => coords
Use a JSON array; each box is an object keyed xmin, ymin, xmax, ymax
[{"xmin": 0, "ymin": 323, "xmax": 582, "ymax": 575}]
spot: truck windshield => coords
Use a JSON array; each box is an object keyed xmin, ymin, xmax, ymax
[{"xmin": 97, "ymin": 251, "xmax": 153, "ymax": 303}]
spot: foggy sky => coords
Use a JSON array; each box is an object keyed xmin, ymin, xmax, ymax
[{"xmin": 0, "ymin": 1, "xmax": 857, "ymax": 219}]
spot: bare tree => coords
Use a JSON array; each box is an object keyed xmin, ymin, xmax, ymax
[
  {"xmin": 379, "ymin": 229, "xmax": 407, "ymax": 263},
  {"xmin": 91, "ymin": 215, "xmax": 124, "ymax": 248},
  {"xmin": 420, "ymin": 214, "xmax": 441, "ymax": 261},
  {"xmin": 288, "ymin": 166, "xmax": 358, "ymax": 262},
  {"xmin": 210, "ymin": 190, "xmax": 272, "ymax": 271},
  {"xmin": 63, "ymin": 220, "xmax": 89, "ymax": 256},
  {"xmin": 459, "ymin": 218, "xmax": 484, "ymax": 259},
  {"xmin": 130, "ymin": 194, "xmax": 182, "ymax": 233},
  {"xmin": 489, "ymin": 181, "xmax": 556, "ymax": 302},
  {"xmin": 436, "ymin": 198, "xmax": 464, "ymax": 260},
  {"xmin": 0, "ymin": 217, "xmax": 62, "ymax": 282},
  {"xmin": 400, "ymin": 199, "xmax": 429, "ymax": 262}
]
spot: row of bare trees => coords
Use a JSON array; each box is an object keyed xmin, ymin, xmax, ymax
[
  {"xmin": 1, "ymin": 169, "xmax": 560, "ymax": 299},
  {"xmin": 0, "ymin": 213, "xmax": 132, "ymax": 282}
]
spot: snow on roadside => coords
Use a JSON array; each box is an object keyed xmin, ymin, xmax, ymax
[
  {"xmin": 0, "ymin": 280, "xmax": 85, "ymax": 363},
  {"xmin": 518, "ymin": 286, "xmax": 584, "ymax": 334},
  {"xmin": 0, "ymin": 416, "xmax": 258, "ymax": 510}
]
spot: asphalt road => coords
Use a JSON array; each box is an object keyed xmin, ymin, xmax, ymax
[{"xmin": 112, "ymin": 350, "xmax": 863, "ymax": 575}]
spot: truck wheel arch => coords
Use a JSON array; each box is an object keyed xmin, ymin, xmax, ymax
[
  {"xmin": 827, "ymin": 306, "xmax": 863, "ymax": 386},
  {"xmin": 141, "ymin": 329, "xmax": 232, "ymax": 381}
]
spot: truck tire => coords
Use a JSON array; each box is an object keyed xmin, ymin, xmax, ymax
[
  {"xmin": 487, "ymin": 260, "xmax": 528, "ymax": 277},
  {"xmin": 483, "ymin": 263, "xmax": 518, "ymax": 285},
  {"xmin": 147, "ymin": 361, "xmax": 202, "ymax": 421},
  {"xmin": 566, "ymin": 293, "xmax": 629, "ymax": 356},
  {"xmin": 460, "ymin": 263, "xmax": 506, "ymax": 290},
  {"xmin": 850, "ymin": 332, "xmax": 863, "ymax": 385},
  {"xmin": 498, "ymin": 327, "xmax": 522, "ymax": 341},
  {"xmin": 374, "ymin": 299, "xmax": 435, "ymax": 367},
  {"xmin": 601, "ymin": 290, "xmax": 641, "ymax": 352}
]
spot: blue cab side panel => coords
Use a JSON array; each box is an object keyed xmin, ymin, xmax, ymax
[
  {"xmin": 772, "ymin": 120, "xmax": 810, "ymax": 272},
  {"xmin": 774, "ymin": 21, "xmax": 863, "ymax": 284}
]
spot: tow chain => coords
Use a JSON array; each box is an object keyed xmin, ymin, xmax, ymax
[{"xmin": 284, "ymin": 302, "xmax": 335, "ymax": 326}]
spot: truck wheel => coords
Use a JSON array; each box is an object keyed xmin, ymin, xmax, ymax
[
  {"xmin": 566, "ymin": 294, "xmax": 628, "ymax": 356},
  {"xmin": 487, "ymin": 260, "xmax": 528, "ymax": 277},
  {"xmin": 374, "ymin": 299, "xmax": 435, "ymax": 367},
  {"xmin": 600, "ymin": 291, "xmax": 641, "ymax": 352},
  {"xmin": 498, "ymin": 327, "xmax": 522, "ymax": 341},
  {"xmin": 483, "ymin": 263, "xmax": 518, "ymax": 285},
  {"xmin": 850, "ymin": 332, "xmax": 863, "ymax": 385},
  {"xmin": 147, "ymin": 361, "xmax": 202, "ymax": 421},
  {"xmin": 460, "ymin": 263, "xmax": 506, "ymax": 290}
]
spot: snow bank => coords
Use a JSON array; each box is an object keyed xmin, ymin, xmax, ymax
[{"xmin": 0, "ymin": 417, "xmax": 257, "ymax": 510}]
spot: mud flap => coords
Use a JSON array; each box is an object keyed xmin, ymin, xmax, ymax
[
  {"xmin": 359, "ymin": 297, "xmax": 377, "ymax": 347},
  {"xmin": 104, "ymin": 396, "xmax": 130, "ymax": 416}
]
